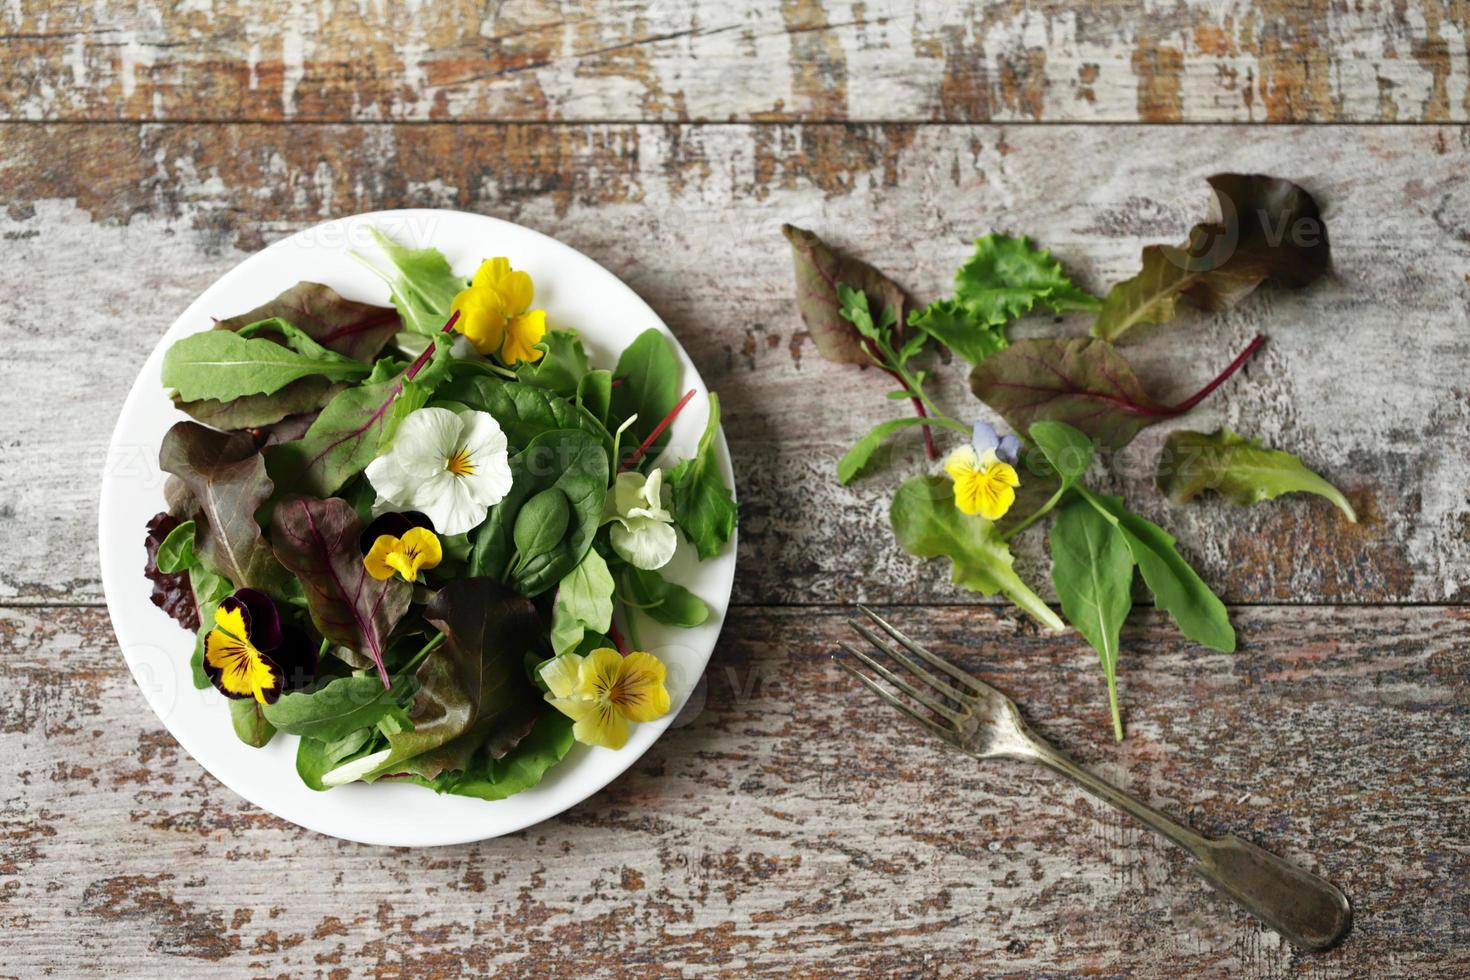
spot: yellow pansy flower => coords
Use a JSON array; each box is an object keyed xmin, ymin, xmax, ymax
[
  {"xmin": 539, "ymin": 648, "xmax": 672, "ymax": 750},
  {"xmin": 450, "ymin": 257, "xmax": 547, "ymax": 364},
  {"xmin": 944, "ymin": 422, "xmax": 1021, "ymax": 520},
  {"xmin": 363, "ymin": 526, "xmax": 442, "ymax": 582}
]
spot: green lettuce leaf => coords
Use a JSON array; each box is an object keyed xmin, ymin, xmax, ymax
[
  {"xmin": 516, "ymin": 330, "xmax": 593, "ymax": 399},
  {"xmin": 437, "ymin": 710, "xmax": 574, "ymax": 802},
  {"xmin": 668, "ymin": 394, "xmax": 737, "ymax": 560},
  {"xmin": 162, "ymin": 329, "xmax": 372, "ymax": 402},
  {"xmin": 1156, "ymin": 428, "xmax": 1356, "ymax": 522},
  {"xmin": 549, "ymin": 548, "xmax": 615, "ymax": 657},
  {"xmin": 263, "ymin": 673, "xmax": 409, "ymax": 742},
  {"xmin": 229, "ymin": 699, "xmax": 277, "ymax": 748},
  {"xmin": 609, "ymin": 328, "xmax": 680, "ymax": 465},
  {"xmin": 836, "ymin": 417, "xmax": 936, "ymax": 485},
  {"xmin": 354, "ymin": 227, "xmax": 464, "ymax": 336},
  {"xmin": 889, "ymin": 476, "xmax": 1063, "ymax": 630}
]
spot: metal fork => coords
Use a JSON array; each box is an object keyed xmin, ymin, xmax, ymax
[{"xmin": 837, "ymin": 605, "xmax": 1352, "ymax": 952}]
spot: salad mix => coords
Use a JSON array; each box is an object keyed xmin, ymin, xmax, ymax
[{"xmin": 143, "ymin": 229, "xmax": 736, "ymax": 799}]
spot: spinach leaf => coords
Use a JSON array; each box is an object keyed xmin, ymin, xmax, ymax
[
  {"xmin": 837, "ymin": 417, "xmax": 935, "ymax": 485},
  {"xmin": 550, "ymin": 548, "xmax": 615, "ymax": 657},
  {"xmin": 229, "ymin": 699, "xmax": 277, "ymax": 748},
  {"xmin": 782, "ymin": 223, "xmax": 911, "ymax": 365},
  {"xmin": 438, "ymin": 711, "xmax": 574, "ymax": 802},
  {"xmin": 440, "ymin": 378, "xmax": 609, "ymax": 454},
  {"xmin": 215, "ymin": 280, "xmax": 401, "ymax": 363},
  {"xmin": 609, "ymin": 328, "xmax": 680, "ymax": 464},
  {"xmin": 668, "ymin": 394, "xmax": 737, "ymax": 560},
  {"xmin": 516, "ymin": 330, "xmax": 593, "ymax": 399},
  {"xmin": 269, "ymin": 495, "xmax": 413, "ymax": 687},
  {"xmin": 469, "ymin": 429, "xmax": 609, "ymax": 596},
  {"xmin": 1050, "ymin": 498, "xmax": 1134, "ymax": 741},
  {"xmin": 154, "ymin": 519, "xmax": 198, "ymax": 574},
  {"xmin": 355, "ymin": 227, "xmax": 464, "ymax": 337},
  {"xmin": 578, "ymin": 369, "xmax": 613, "ymax": 425},
  {"xmin": 1156, "ymin": 428, "xmax": 1356, "ymax": 522},
  {"xmin": 263, "ymin": 673, "xmax": 407, "ymax": 741},
  {"xmin": 620, "ymin": 566, "xmax": 708, "ymax": 628},
  {"xmin": 890, "ymin": 475, "xmax": 1063, "ymax": 631},
  {"xmin": 1075, "ymin": 487, "xmax": 1235, "ymax": 652},
  {"xmin": 1094, "ymin": 175, "xmax": 1329, "ymax": 342},
  {"xmin": 1029, "ymin": 420, "xmax": 1094, "ymax": 491},
  {"xmin": 162, "ymin": 329, "xmax": 372, "ymax": 402},
  {"xmin": 365, "ymin": 578, "xmax": 544, "ymax": 781},
  {"xmin": 159, "ymin": 422, "xmax": 289, "ymax": 598},
  {"xmin": 511, "ymin": 488, "xmax": 571, "ymax": 575}
]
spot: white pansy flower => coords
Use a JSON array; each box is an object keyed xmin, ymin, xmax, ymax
[
  {"xmin": 365, "ymin": 407, "xmax": 513, "ymax": 536},
  {"xmin": 602, "ymin": 468, "xmax": 677, "ymax": 570}
]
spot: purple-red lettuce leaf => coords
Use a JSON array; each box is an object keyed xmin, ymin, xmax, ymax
[
  {"xmin": 366, "ymin": 577, "xmax": 544, "ymax": 781},
  {"xmin": 143, "ymin": 512, "xmax": 199, "ymax": 631},
  {"xmin": 1093, "ymin": 174, "xmax": 1330, "ymax": 341},
  {"xmin": 174, "ymin": 377, "xmax": 345, "ymax": 432},
  {"xmin": 158, "ymin": 421, "xmax": 290, "ymax": 598},
  {"xmin": 969, "ymin": 335, "xmax": 1263, "ymax": 451},
  {"xmin": 782, "ymin": 223, "xmax": 911, "ymax": 365},
  {"xmin": 269, "ymin": 495, "xmax": 412, "ymax": 687},
  {"xmin": 215, "ymin": 281, "xmax": 402, "ymax": 363}
]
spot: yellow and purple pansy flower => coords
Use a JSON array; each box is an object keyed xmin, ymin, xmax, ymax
[
  {"xmin": 360, "ymin": 511, "xmax": 443, "ymax": 583},
  {"xmin": 203, "ymin": 588, "xmax": 317, "ymax": 705},
  {"xmin": 944, "ymin": 421, "xmax": 1022, "ymax": 521},
  {"xmin": 449, "ymin": 257, "xmax": 548, "ymax": 365}
]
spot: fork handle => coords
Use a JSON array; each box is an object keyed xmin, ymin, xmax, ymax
[{"xmin": 1025, "ymin": 740, "xmax": 1351, "ymax": 951}]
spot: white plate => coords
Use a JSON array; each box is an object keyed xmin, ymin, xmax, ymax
[{"xmin": 98, "ymin": 209, "xmax": 736, "ymax": 847}]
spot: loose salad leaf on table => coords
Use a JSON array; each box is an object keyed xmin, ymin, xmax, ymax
[
  {"xmin": 788, "ymin": 173, "xmax": 1341, "ymax": 739},
  {"xmin": 144, "ymin": 228, "xmax": 736, "ymax": 800}
]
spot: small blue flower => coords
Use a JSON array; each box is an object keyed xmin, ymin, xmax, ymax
[{"xmin": 971, "ymin": 421, "xmax": 1020, "ymax": 465}]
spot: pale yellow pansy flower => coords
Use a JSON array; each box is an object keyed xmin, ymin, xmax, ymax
[
  {"xmin": 539, "ymin": 648, "xmax": 672, "ymax": 750},
  {"xmin": 944, "ymin": 421, "xmax": 1021, "ymax": 521}
]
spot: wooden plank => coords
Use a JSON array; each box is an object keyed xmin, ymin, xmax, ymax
[
  {"xmin": 0, "ymin": 603, "xmax": 1464, "ymax": 976},
  {"xmin": 3, "ymin": 0, "xmax": 1470, "ymax": 123},
  {"xmin": 3, "ymin": 122, "xmax": 1466, "ymax": 606}
]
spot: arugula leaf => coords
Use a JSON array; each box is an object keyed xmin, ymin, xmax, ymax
[
  {"xmin": 970, "ymin": 337, "xmax": 1259, "ymax": 451},
  {"xmin": 550, "ymin": 548, "xmax": 615, "ymax": 657},
  {"xmin": 620, "ymin": 566, "xmax": 709, "ymax": 628},
  {"xmin": 1075, "ymin": 487, "xmax": 1235, "ymax": 652},
  {"xmin": 609, "ymin": 328, "xmax": 680, "ymax": 465},
  {"xmin": 890, "ymin": 476, "xmax": 1064, "ymax": 630},
  {"xmin": 366, "ymin": 578, "xmax": 544, "ymax": 781},
  {"xmin": 469, "ymin": 429, "xmax": 609, "ymax": 596},
  {"xmin": 215, "ymin": 280, "xmax": 402, "ymax": 363},
  {"xmin": 159, "ymin": 422, "xmax": 289, "ymax": 598},
  {"xmin": 354, "ymin": 227, "xmax": 464, "ymax": 337},
  {"xmin": 269, "ymin": 495, "xmax": 413, "ymax": 687},
  {"xmin": 1049, "ymin": 498, "xmax": 1134, "ymax": 741},
  {"xmin": 783, "ymin": 223, "xmax": 910, "ymax": 365},
  {"xmin": 229, "ymin": 699, "xmax": 277, "ymax": 748},
  {"xmin": 668, "ymin": 394, "xmax": 737, "ymax": 560},
  {"xmin": 154, "ymin": 519, "xmax": 198, "ymax": 574},
  {"xmin": 144, "ymin": 512, "xmax": 200, "ymax": 631},
  {"xmin": 1093, "ymin": 174, "xmax": 1329, "ymax": 341},
  {"xmin": 436, "ymin": 710, "xmax": 574, "ymax": 802},
  {"xmin": 836, "ymin": 417, "xmax": 936, "ymax": 485},
  {"xmin": 296, "ymin": 728, "xmax": 378, "ymax": 791},
  {"xmin": 161, "ymin": 330, "xmax": 372, "ymax": 402},
  {"xmin": 1156, "ymin": 428, "xmax": 1357, "ymax": 522},
  {"xmin": 264, "ymin": 673, "xmax": 407, "ymax": 742},
  {"xmin": 516, "ymin": 330, "xmax": 593, "ymax": 399}
]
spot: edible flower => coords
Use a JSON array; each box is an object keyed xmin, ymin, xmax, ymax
[
  {"xmin": 366, "ymin": 407, "xmax": 513, "ymax": 536},
  {"xmin": 203, "ymin": 588, "xmax": 317, "ymax": 705},
  {"xmin": 602, "ymin": 468, "xmax": 677, "ymax": 570},
  {"xmin": 450, "ymin": 257, "xmax": 548, "ymax": 365},
  {"xmin": 540, "ymin": 648, "xmax": 672, "ymax": 750},
  {"xmin": 363, "ymin": 511, "xmax": 442, "ymax": 583},
  {"xmin": 944, "ymin": 421, "xmax": 1021, "ymax": 520}
]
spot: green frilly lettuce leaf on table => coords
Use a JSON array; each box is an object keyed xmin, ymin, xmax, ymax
[{"xmin": 1155, "ymin": 428, "xmax": 1356, "ymax": 522}]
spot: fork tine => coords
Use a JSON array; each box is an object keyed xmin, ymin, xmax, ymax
[
  {"xmin": 833, "ymin": 658, "xmax": 957, "ymax": 744},
  {"xmin": 849, "ymin": 621, "xmax": 977, "ymax": 707},
  {"xmin": 838, "ymin": 642, "xmax": 966, "ymax": 724},
  {"xmin": 857, "ymin": 604, "xmax": 989, "ymax": 694}
]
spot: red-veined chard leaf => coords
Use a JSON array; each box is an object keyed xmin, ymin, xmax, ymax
[
  {"xmin": 143, "ymin": 511, "xmax": 200, "ymax": 631},
  {"xmin": 969, "ymin": 335, "xmax": 1263, "ymax": 451},
  {"xmin": 1093, "ymin": 174, "xmax": 1330, "ymax": 341},
  {"xmin": 158, "ymin": 421, "xmax": 290, "ymax": 598},
  {"xmin": 215, "ymin": 281, "xmax": 402, "ymax": 363},
  {"xmin": 367, "ymin": 577, "xmax": 545, "ymax": 781},
  {"xmin": 268, "ymin": 495, "xmax": 412, "ymax": 687},
  {"xmin": 782, "ymin": 223, "xmax": 910, "ymax": 365},
  {"xmin": 174, "ymin": 377, "xmax": 346, "ymax": 431}
]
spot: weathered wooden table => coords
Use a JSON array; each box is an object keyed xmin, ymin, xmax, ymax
[{"xmin": 3, "ymin": 2, "xmax": 1468, "ymax": 976}]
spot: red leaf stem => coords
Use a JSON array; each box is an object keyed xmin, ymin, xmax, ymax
[
  {"xmin": 1167, "ymin": 333, "xmax": 1265, "ymax": 414},
  {"xmin": 620, "ymin": 387, "xmax": 697, "ymax": 472}
]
